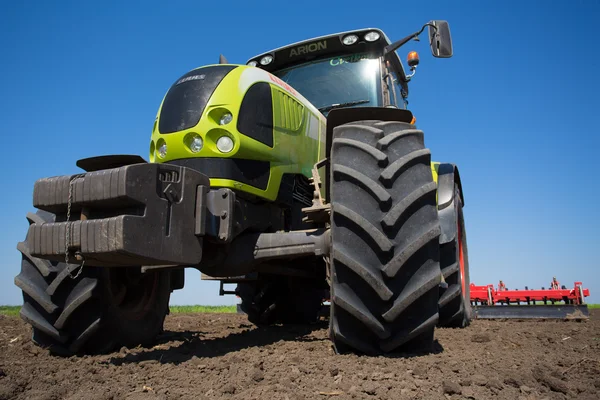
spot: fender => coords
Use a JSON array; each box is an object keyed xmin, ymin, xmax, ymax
[{"xmin": 436, "ymin": 162, "xmax": 465, "ymax": 244}]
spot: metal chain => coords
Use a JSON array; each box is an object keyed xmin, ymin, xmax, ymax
[{"xmin": 65, "ymin": 174, "xmax": 85, "ymax": 279}]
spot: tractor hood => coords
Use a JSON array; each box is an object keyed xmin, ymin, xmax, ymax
[
  {"xmin": 149, "ymin": 64, "xmax": 326, "ymax": 202},
  {"xmin": 158, "ymin": 65, "xmax": 238, "ymax": 134}
]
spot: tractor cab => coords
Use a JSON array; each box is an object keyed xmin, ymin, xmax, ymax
[{"xmin": 246, "ymin": 22, "xmax": 453, "ymax": 116}]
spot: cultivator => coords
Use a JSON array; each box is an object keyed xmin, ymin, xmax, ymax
[{"xmin": 470, "ymin": 281, "xmax": 590, "ymax": 320}]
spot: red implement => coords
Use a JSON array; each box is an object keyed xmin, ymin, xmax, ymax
[{"xmin": 469, "ymin": 282, "xmax": 590, "ymax": 320}]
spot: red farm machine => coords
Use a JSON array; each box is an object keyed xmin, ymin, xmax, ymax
[{"xmin": 469, "ymin": 280, "xmax": 591, "ymax": 320}]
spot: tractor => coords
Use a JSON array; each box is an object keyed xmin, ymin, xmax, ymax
[{"xmin": 15, "ymin": 20, "xmax": 471, "ymax": 356}]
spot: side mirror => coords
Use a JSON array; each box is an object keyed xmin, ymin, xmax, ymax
[{"xmin": 428, "ymin": 20, "xmax": 453, "ymax": 58}]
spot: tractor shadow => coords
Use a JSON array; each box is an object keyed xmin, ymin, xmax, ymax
[
  {"xmin": 108, "ymin": 320, "xmax": 330, "ymax": 366},
  {"xmin": 107, "ymin": 320, "xmax": 444, "ymax": 366}
]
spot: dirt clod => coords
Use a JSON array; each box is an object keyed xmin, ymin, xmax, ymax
[
  {"xmin": 462, "ymin": 387, "xmax": 475, "ymax": 399},
  {"xmin": 443, "ymin": 380, "xmax": 462, "ymax": 395},
  {"xmin": 472, "ymin": 374, "xmax": 488, "ymax": 386},
  {"xmin": 251, "ymin": 369, "xmax": 264, "ymax": 382},
  {"xmin": 504, "ymin": 375, "xmax": 522, "ymax": 388},
  {"xmin": 412, "ymin": 363, "xmax": 428, "ymax": 377},
  {"xmin": 0, "ymin": 310, "xmax": 598, "ymax": 399},
  {"xmin": 460, "ymin": 378, "xmax": 472, "ymax": 386},
  {"xmin": 544, "ymin": 377, "xmax": 569, "ymax": 394},
  {"xmin": 487, "ymin": 378, "xmax": 504, "ymax": 390},
  {"xmin": 221, "ymin": 383, "xmax": 236, "ymax": 394},
  {"xmin": 448, "ymin": 360, "xmax": 460, "ymax": 372},
  {"xmin": 361, "ymin": 381, "xmax": 378, "ymax": 395},
  {"xmin": 533, "ymin": 366, "xmax": 571, "ymax": 394},
  {"xmin": 471, "ymin": 333, "xmax": 491, "ymax": 343}
]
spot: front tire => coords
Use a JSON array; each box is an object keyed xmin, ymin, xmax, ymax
[
  {"xmin": 15, "ymin": 210, "xmax": 171, "ymax": 355},
  {"xmin": 329, "ymin": 121, "xmax": 442, "ymax": 355}
]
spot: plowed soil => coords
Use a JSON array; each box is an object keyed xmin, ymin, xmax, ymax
[{"xmin": 0, "ymin": 310, "xmax": 598, "ymax": 400}]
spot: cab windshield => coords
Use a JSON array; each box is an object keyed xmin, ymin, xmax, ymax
[{"xmin": 273, "ymin": 53, "xmax": 381, "ymax": 115}]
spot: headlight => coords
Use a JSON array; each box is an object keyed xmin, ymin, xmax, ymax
[
  {"xmin": 184, "ymin": 133, "xmax": 203, "ymax": 153},
  {"xmin": 247, "ymin": 60, "xmax": 258, "ymax": 67},
  {"xmin": 157, "ymin": 143, "xmax": 167, "ymax": 159},
  {"xmin": 342, "ymin": 34, "xmax": 359, "ymax": 45},
  {"xmin": 190, "ymin": 136, "xmax": 203, "ymax": 153},
  {"xmin": 364, "ymin": 31, "xmax": 380, "ymax": 42},
  {"xmin": 260, "ymin": 55, "xmax": 273, "ymax": 65},
  {"xmin": 219, "ymin": 112, "xmax": 233, "ymax": 125},
  {"xmin": 216, "ymin": 136, "xmax": 234, "ymax": 153}
]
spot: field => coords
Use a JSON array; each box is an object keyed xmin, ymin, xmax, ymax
[{"xmin": 0, "ymin": 307, "xmax": 599, "ymax": 400}]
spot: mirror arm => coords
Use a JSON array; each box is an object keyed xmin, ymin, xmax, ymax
[{"xmin": 383, "ymin": 23, "xmax": 437, "ymax": 56}]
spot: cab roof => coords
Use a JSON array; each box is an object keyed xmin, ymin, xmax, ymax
[{"xmin": 246, "ymin": 28, "xmax": 403, "ymax": 75}]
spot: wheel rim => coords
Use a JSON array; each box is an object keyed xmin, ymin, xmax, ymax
[{"xmin": 107, "ymin": 268, "xmax": 159, "ymax": 320}]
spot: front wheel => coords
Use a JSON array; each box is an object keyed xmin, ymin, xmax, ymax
[
  {"xmin": 15, "ymin": 210, "xmax": 172, "ymax": 355},
  {"xmin": 328, "ymin": 120, "xmax": 442, "ymax": 355}
]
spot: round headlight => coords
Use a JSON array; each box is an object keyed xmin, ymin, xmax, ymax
[
  {"xmin": 219, "ymin": 112, "xmax": 233, "ymax": 125},
  {"xmin": 364, "ymin": 31, "xmax": 380, "ymax": 42},
  {"xmin": 247, "ymin": 60, "xmax": 258, "ymax": 67},
  {"xmin": 260, "ymin": 55, "xmax": 273, "ymax": 65},
  {"xmin": 157, "ymin": 143, "xmax": 167, "ymax": 159},
  {"xmin": 190, "ymin": 136, "xmax": 203, "ymax": 153},
  {"xmin": 342, "ymin": 34, "xmax": 359, "ymax": 45},
  {"xmin": 216, "ymin": 136, "xmax": 234, "ymax": 153}
]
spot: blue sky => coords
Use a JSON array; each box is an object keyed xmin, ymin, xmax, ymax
[{"xmin": 1, "ymin": 1, "xmax": 598, "ymax": 306}]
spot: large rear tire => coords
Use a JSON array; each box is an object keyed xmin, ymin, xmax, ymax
[
  {"xmin": 329, "ymin": 121, "xmax": 442, "ymax": 355},
  {"xmin": 437, "ymin": 184, "xmax": 471, "ymax": 327},
  {"xmin": 15, "ymin": 210, "xmax": 172, "ymax": 355}
]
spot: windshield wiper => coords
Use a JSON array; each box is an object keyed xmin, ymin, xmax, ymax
[{"xmin": 318, "ymin": 100, "xmax": 370, "ymax": 113}]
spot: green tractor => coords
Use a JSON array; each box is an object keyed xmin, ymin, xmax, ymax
[{"xmin": 15, "ymin": 20, "xmax": 471, "ymax": 356}]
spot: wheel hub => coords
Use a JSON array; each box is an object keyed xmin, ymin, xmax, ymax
[{"xmin": 107, "ymin": 268, "xmax": 159, "ymax": 319}]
